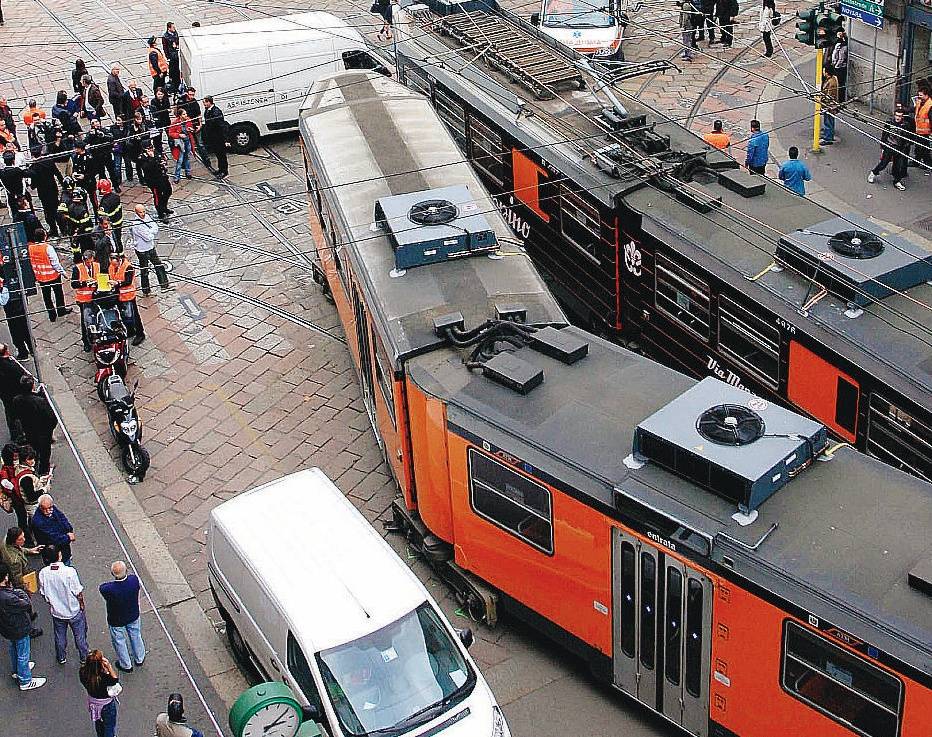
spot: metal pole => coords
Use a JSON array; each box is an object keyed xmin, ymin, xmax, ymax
[
  {"xmin": 10, "ymin": 239, "xmax": 41, "ymax": 383},
  {"xmin": 870, "ymin": 25, "xmax": 879, "ymax": 113},
  {"xmin": 813, "ymin": 47, "xmax": 824, "ymax": 153}
]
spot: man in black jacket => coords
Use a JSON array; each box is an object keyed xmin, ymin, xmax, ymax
[
  {"xmin": 0, "ymin": 150, "xmax": 27, "ymax": 206},
  {"xmin": 138, "ymin": 143, "xmax": 173, "ymax": 220},
  {"xmin": 0, "ymin": 278, "xmax": 31, "ymax": 360},
  {"xmin": 107, "ymin": 66, "xmax": 126, "ymax": 120},
  {"xmin": 715, "ymin": 0, "xmax": 738, "ymax": 47},
  {"xmin": 868, "ymin": 104, "xmax": 914, "ymax": 191},
  {"xmin": 12, "ymin": 375, "xmax": 56, "ymax": 475},
  {"xmin": 28, "ymin": 151, "xmax": 63, "ymax": 237},
  {"xmin": 202, "ymin": 96, "xmax": 229, "ymax": 177},
  {"xmin": 162, "ymin": 22, "xmax": 181, "ymax": 94},
  {"xmin": 0, "ymin": 343, "xmax": 27, "ymax": 437},
  {"xmin": 0, "ymin": 562, "xmax": 45, "ymax": 690},
  {"xmin": 698, "ymin": 0, "xmax": 716, "ymax": 43},
  {"xmin": 86, "ymin": 119, "xmax": 117, "ymax": 191}
]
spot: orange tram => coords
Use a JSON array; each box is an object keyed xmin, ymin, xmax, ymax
[{"xmin": 298, "ymin": 72, "xmax": 932, "ymax": 737}]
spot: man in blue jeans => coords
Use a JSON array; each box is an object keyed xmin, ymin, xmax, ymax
[
  {"xmin": 38, "ymin": 544, "xmax": 88, "ymax": 665},
  {"xmin": 0, "ymin": 562, "xmax": 46, "ymax": 690},
  {"xmin": 99, "ymin": 560, "xmax": 145, "ymax": 672}
]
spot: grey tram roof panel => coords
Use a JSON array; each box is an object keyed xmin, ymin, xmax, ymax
[
  {"xmin": 298, "ymin": 71, "xmax": 566, "ymax": 361},
  {"xmin": 408, "ymin": 329, "xmax": 932, "ymax": 673}
]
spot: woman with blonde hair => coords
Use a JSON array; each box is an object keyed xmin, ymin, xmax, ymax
[{"xmin": 79, "ymin": 649, "xmax": 122, "ymax": 737}]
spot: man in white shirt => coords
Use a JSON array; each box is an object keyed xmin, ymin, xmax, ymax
[
  {"xmin": 130, "ymin": 203, "xmax": 171, "ymax": 294},
  {"xmin": 38, "ymin": 544, "xmax": 88, "ymax": 665}
]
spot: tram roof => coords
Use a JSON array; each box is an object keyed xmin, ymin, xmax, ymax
[
  {"xmin": 298, "ymin": 71, "xmax": 567, "ymax": 362},
  {"xmin": 409, "ymin": 329, "xmax": 932, "ymax": 676},
  {"xmin": 399, "ymin": 27, "xmax": 932, "ymax": 408}
]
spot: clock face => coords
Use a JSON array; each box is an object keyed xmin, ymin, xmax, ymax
[{"xmin": 242, "ymin": 702, "xmax": 301, "ymax": 737}]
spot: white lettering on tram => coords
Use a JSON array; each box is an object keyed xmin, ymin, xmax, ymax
[{"xmin": 491, "ymin": 195, "xmax": 531, "ymax": 239}]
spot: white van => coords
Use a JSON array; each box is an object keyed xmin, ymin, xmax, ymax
[
  {"xmin": 208, "ymin": 469, "xmax": 509, "ymax": 737},
  {"xmin": 179, "ymin": 13, "xmax": 387, "ymax": 153},
  {"xmin": 531, "ymin": 0, "xmax": 629, "ymax": 60}
]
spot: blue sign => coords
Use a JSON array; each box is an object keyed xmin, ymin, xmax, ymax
[{"xmin": 840, "ymin": 4, "xmax": 883, "ymax": 27}]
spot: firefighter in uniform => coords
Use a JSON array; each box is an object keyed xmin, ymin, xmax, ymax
[
  {"xmin": 108, "ymin": 252, "xmax": 144, "ymax": 346},
  {"xmin": 71, "ymin": 140, "xmax": 98, "ymax": 211},
  {"xmin": 63, "ymin": 189, "xmax": 95, "ymax": 262},
  {"xmin": 147, "ymin": 36, "xmax": 169, "ymax": 94},
  {"xmin": 27, "ymin": 227, "xmax": 71, "ymax": 321},
  {"xmin": 913, "ymin": 86, "xmax": 932, "ymax": 169},
  {"xmin": 97, "ymin": 179, "xmax": 123, "ymax": 250},
  {"xmin": 71, "ymin": 249, "xmax": 100, "ymax": 351}
]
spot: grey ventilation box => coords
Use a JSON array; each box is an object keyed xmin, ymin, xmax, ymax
[
  {"xmin": 375, "ymin": 185, "xmax": 498, "ymax": 271},
  {"xmin": 777, "ymin": 215, "xmax": 932, "ymax": 308},
  {"xmin": 633, "ymin": 377, "xmax": 828, "ymax": 513}
]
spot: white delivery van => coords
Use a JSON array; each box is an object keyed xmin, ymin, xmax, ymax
[
  {"xmin": 531, "ymin": 0, "xmax": 630, "ymax": 60},
  {"xmin": 179, "ymin": 13, "xmax": 387, "ymax": 153},
  {"xmin": 208, "ymin": 468, "xmax": 510, "ymax": 737}
]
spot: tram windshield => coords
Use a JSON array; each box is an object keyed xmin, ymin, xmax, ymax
[
  {"xmin": 542, "ymin": 0, "xmax": 616, "ymax": 28},
  {"xmin": 317, "ymin": 603, "xmax": 476, "ymax": 736}
]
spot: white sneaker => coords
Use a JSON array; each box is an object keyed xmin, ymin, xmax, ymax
[
  {"xmin": 19, "ymin": 677, "xmax": 46, "ymax": 691},
  {"xmin": 867, "ymin": 172, "xmax": 875, "ymax": 183},
  {"xmin": 11, "ymin": 662, "xmax": 35, "ymax": 679},
  {"xmin": 895, "ymin": 182, "xmax": 906, "ymax": 191}
]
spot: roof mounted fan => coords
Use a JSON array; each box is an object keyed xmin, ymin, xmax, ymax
[
  {"xmin": 408, "ymin": 199, "xmax": 459, "ymax": 226},
  {"xmin": 696, "ymin": 404, "xmax": 766, "ymax": 446},
  {"xmin": 828, "ymin": 230, "xmax": 884, "ymax": 259}
]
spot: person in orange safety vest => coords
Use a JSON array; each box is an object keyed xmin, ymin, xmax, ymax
[
  {"xmin": 71, "ymin": 250, "xmax": 100, "ymax": 352},
  {"xmin": 146, "ymin": 36, "xmax": 169, "ymax": 94},
  {"xmin": 27, "ymin": 228, "xmax": 72, "ymax": 322},
  {"xmin": 913, "ymin": 86, "xmax": 932, "ymax": 169},
  {"xmin": 108, "ymin": 253, "xmax": 144, "ymax": 346}
]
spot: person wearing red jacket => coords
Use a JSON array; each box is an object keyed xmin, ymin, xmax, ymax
[{"xmin": 168, "ymin": 110, "xmax": 196, "ymax": 183}]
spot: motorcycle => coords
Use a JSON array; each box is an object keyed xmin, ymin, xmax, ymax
[
  {"xmin": 87, "ymin": 288, "xmax": 128, "ymax": 402},
  {"xmin": 100, "ymin": 374, "xmax": 150, "ymax": 482}
]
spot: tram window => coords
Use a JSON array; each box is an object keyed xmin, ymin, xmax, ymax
[
  {"xmin": 684, "ymin": 579, "xmax": 704, "ymax": 697},
  {"xmin": 341, "ymin": 50, "xmax": 380, "ymax": 71},
  {"xmin": 655, "ymin": 253, "xmax": 710, "ymax": 341},
  {"xmin": 836, "ymin": 377, "xmax": 859, "ymax": 435},
  {"xmin": 435, "ymin": 88, "xmax": 467, "ymax": 148},
  {"xmin": 373, "ymin": 332, "xmax": 395, "ymax": 427},
  {"xmin": 866, "ymin": 394, "xmax": 931, "ymax": 481},
  {"xmin": 664, "ymin": 567, "xmax": 683, "ymax": 686},
  {"xmin": 468, "ymin": 449, "xmax": 553, "ymax": 554},
  {"xmin": 469, "ymin": 116, "xmax": 505, "ymax": 185},
  {"xmin": 782, "ymin": 622, "xmax": 902, "ymax": 737},
  {"xmin": 717, "ymin": 296, "xmax": 780, "ymax": 388},
  {"xmin": 639, "ymin": 553, "xmax": 656, "ymax": 670},
  {"xmin": 559, "ymin": 187, "xmax": 602, "ymax": 264},
  {"xmin": 403, "ymin": 66, "xmax": 432, "ymax": 98},
  {"xmin": 619, "ymin": 542, "xmax": 636, "ymax": 658}
]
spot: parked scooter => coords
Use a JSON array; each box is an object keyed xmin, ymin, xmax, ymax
[
  {"xmin": 100, "ymin": 374, "xmax": 150, "ymax": 482},
  {"xmin": 87, "ymin": 286, "xmax": 128, "ymax": 402}
]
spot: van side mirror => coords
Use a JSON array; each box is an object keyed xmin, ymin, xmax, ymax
[
  {"xmin": 457, "ymin": 628, "xmax": 474, "ymax": 650},
  {"xmin": 530, "ymin": 12, "xmax": 541, "ymax": 25},
  {"xmin": 302, "ymin": 704, "xmax": 321, "ymax": 722}
]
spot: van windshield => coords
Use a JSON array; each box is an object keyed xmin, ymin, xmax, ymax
[
  {"xmin": 542, "ymin": 0, "xmax": 615, "ymax": 28},
  {"xmin": 316, "ymin": 602, "xmax": 476, "ymax": 736}
]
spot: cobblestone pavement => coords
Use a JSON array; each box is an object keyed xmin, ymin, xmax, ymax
[{"xmin": 0, "ymin": 1, "xmax": 840, "ymax": 735}]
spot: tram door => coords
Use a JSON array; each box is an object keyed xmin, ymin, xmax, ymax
[
  {"xmin": 351, "ymin": 287, "xmax": 380, "ymax": 447},
  {"xmin": 612, "ymin": 529, "xmax": 712, "ymax": 736}
]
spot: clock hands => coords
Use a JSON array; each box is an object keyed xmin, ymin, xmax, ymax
[{"xmin": 263, "ymin": 705, "xmax": 294, "ymax": 733}]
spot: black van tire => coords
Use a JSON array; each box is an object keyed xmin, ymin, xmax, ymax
[
  {"xmin": 226, "ymin": 619, "xmax": 252, "ymax": 667},
  {"xmin": 228, "ymin": 122, "xmax": 260, "ymax": 154}
]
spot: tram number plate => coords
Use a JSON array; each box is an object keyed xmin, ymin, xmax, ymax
[{"xmin": 775, "ymin": 317, "xmax": 796, "ymax": 334}]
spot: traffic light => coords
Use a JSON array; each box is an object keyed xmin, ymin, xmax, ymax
[
  {"xmin": 816, "ymin": 10, "xmax": 844, "ymax": 49},
  {"xmin": 795, "ymin": 7, "xmax": 817, "ymax": 47}
]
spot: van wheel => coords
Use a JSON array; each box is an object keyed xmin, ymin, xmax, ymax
[
  {"xmin": 228, "ymin": 123, "xmax": 259, "ymax": 154},
  {"xmin": 226, "ymin": 620, "xmax": 252, "ymax": 668}
]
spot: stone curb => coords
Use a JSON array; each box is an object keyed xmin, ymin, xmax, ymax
[{"xmin": 38, "ymin": 352, "xmax": 248, "ymax": 708}]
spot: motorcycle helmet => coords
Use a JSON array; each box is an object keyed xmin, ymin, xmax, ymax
[{"xmin": 97, "ymin": 179, "xmax": 112, "ymax": 195}]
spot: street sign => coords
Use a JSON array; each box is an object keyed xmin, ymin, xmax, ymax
[
  {"xmin": 841, "ymin": 0, "xmax": 883, "ymax": 27},
  {"xmin": 0, "ymin": 222, "xmax": 36, "ymax": 296}
]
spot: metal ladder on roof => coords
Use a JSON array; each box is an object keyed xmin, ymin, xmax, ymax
[{"xmin": 436, "ymin": 10, "xmax": 585, "ymax": 100}]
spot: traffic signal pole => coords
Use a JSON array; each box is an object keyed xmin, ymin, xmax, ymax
[{"xmin": 813, "ymin": 47, "xmax": 823, "ymax": 154}]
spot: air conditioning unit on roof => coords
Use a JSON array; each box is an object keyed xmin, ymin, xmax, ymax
[{"xmin": 633, "ymin": 377, "xmax": 828, "ymax": 513}]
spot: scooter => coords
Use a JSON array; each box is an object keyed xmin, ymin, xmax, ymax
[
  {"xmin": 87, "ymin": 288, "xmax": 128, "ymax": 402},
  {"xmin": 100, "ymin": 374, "xmax": 150, "ymax": 482}
]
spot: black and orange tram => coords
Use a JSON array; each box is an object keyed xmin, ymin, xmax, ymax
[
  {"xmin": 388, "ymin": 15, "xmax": 932, "ymax": 483},
  {"xmin": 298, "ymin": 71, "xmax": 932, "ymax": 737}
]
